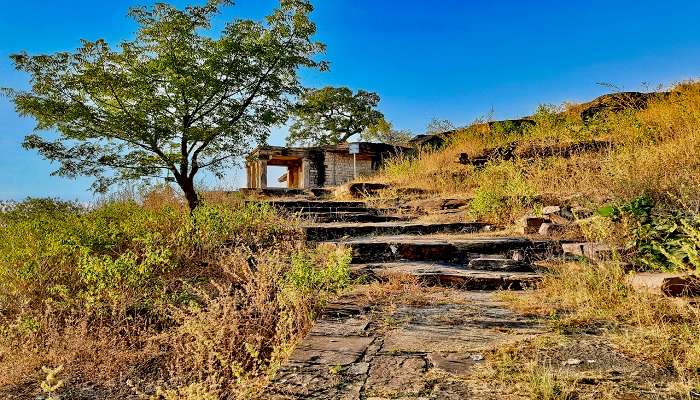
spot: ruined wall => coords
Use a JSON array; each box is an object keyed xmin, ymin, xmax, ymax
[{"xmin": 323, "ymin": 152, "xmax": 374, "ymax": 186}]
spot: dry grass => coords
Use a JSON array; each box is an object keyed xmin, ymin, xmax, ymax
[
  {"xmin": 499, "ymin": 261, "xmax": 700, "ymax": 394},
  {"xmin": 0, "ymin": 195, "xmax": 350, "ymax": 399},
  {"xmin": 353, "ymin": 273, "xmax": 462, "ymax": 307},
  {"xmin": 362, "ymin": 82, "xmax": 700, "ymax": 225}
]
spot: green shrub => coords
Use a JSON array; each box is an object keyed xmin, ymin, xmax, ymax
[
  {"xmin": 469, "ymin": 161, "xmax": 537, "ymax": 222},
  {"xmin": 600, "ymin": 195, "xmax": 700, "ymax": 271},
  {"xmin": 285, "ymin": 244, "xmax": 351, "ymax": 300},
  {"xmin": 0, "ymin": 198, "xmax": 299, "ymax": 319}
]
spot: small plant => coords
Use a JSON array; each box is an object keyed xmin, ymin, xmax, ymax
[
  {"xmin": 40, "ymin": 365, "xmax": 64, "ymax": 400},
  {"xmin": 328, "ymin": 364, "xmax": 344, "ymax": 375},
  {"xmin": 526, "ymin": 366, "xmax": 576, "ymax": 400},
  {"xmin": 599, "ymin": 196, "xmax": 700, "ymax": 271}
]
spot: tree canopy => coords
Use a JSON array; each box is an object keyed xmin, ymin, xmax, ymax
[
  {"xmin": 3, "ymin": 0, "xmax": 326, "ymax": 210},
  {"xmin": 361, "ymin": 118, "xmax": 413, "ymax": 146},
  {"xmin": 425, "ymin": 118, "xmax": 456, "ymax": 134},
  {"xmin": 286, "ymin": 86, "xmax": 383, "ymax": 146}
]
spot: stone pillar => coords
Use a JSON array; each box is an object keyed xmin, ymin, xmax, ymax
[
  {"xmin": 245, "ymin": 162, "xmax": 253, "ymax": 188},
  {"xmin": 257, "ymin": 160, "xmax": 268, "ymax": 189},
  {"xmin": 301, "ymin": 159, "xmax": 311, "ymax": 189}
]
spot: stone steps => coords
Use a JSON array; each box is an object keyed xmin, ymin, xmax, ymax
[
  {"xmin": 329, "ymin": 235, "xmax": 559, "ymax": 264},
  {"xmin": 304, "ymin": 221, "xmax": 492, "ymax": 241},
  {"xmin": 267, "ymin": 200, "xmax": 369, "ymax": 211},
  {"xmin": 351, "ymin": 261, "xmax": 542, "ymax": 290},
  {"xmin": 298, "ymin": 212, "xmax": 409, "ymax": 223}
]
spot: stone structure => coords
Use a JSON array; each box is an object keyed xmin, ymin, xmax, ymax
[{"xmin": 245, "ymin": 142, "xmax": 408, "ymax": 189}]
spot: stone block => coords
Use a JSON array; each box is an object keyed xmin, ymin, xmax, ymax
[
  {"xmin": 562, "ymin": 242, "xmax": 616, "ymax": 261},
  {"xmin": 562, "ymin": 243, "xmax": 586, "ymax": 257},
  {"xmin": 427, "ymin": 352, "xmax": 484, "ymax": 375},
  {"xmin": 542, "ymin": 205, "xmax": 575, "ymax": 224},
  {"xmin": 582, "ymin": 243, "xmax": 615, "ymax": 261},
  {"xmin": 519, "ymin": 215, "xmax": 547, "ymax": 234},
  {"xmin": 468, "ymin": 257, "xmax": 533, "ymax": 272},
  {"xmin": 630, "ymin": 273, "xmax": 700, "ymax": 297}
]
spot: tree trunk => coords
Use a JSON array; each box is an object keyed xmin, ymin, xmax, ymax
[{"xmin": 178, "ymin": 177, "xmax": 199, "ymax": 212}]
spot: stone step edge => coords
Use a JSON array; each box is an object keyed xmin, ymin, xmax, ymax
[
  {"xmin": 351, "ymin": 262, "xmax": 542, "ymax": 290},
  {"xmin": 303, "ymin": 221, "xmax": 495, "ymax": 241},
  {"xmin": 326, "ymin": 237, "xmax": 562, "ymax": 264}
]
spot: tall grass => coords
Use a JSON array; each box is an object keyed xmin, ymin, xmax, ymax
[
  {"xmin": 0, "ymin": 195, "xmax": 351, "ymax": 398},
  {"xmin": 369, "ymin": 82, "xmax": 700, "ymax": 224}
]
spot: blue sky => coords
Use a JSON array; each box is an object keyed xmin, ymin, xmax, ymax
[{"xmin": 2, "ymin": 0, "xmax": 700, "ymax": 201}]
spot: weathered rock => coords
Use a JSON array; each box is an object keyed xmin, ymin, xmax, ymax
[
  {"xmin": 542, "ymin": 205, "xmax": 575, "ymax": 225},
  {"xmin": 468, "ymin": 257, "xmax": 534, "ymax": 272},
  {"xmin": 305, "ymin": 221, "xmax": 491, "ymax": 241},
  {"xmin": 354, "ymin": 262, "xmax": 542, "ymax": 290},
  {"xmin": 288, "ymin": 335, "xmax": 374, "ymax": 366},
  {"xmin": 428, "ymin": 352, "xmax": 484, "ymax": 375},
  {"xmin": 630, "ymin": 273, "xmax": 700, "ymax": 297},
  {"xmin": 578, "ymin": 91, "xmax": 665, "ymax": 121},
  {"xmin": 407, "ymin": 198, "xmax": 469, "ymax": 212},
  {"xmin": 365, "ymin": 355, "xmax": 428, "ymax": 397},
  {"xmin": 338, "ymin": 236, "xmax": 559, "ymax": 264},
  {"xmin": 538, "ymin": 222, "xmax": 574, "ymax": 237},
  {"xmin": 267, "ymin": 291, "xmax": 544, "ymax": 399},
  {"xmin": 582, "ymin": 243, "xmax": 616, "ymax": 261},
  {"xmin": 562, "ymin": 242, "xmax": 616, "ymax": 261},
  {"xmin": 541, "ymin": 205, "xmax": 561, "ymax": 215},
  {"xmin": 303, "ymin": 211, "xmax": 406, "ymax": 223},
  {"xmin": 519, "ymin": 215, "xmax": 547, "ymax": 234},
  {"xmin": 347, "ymin": 182, "xmax": 390, "ymax": 198}
]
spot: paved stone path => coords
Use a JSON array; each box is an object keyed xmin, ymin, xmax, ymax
[{"xmin": 266, "ymin": 290, "xmax": 544, "ymax": 399}]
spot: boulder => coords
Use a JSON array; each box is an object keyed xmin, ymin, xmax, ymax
[
  {"xmin": 629, "ymin": 273, "xmax": 700, "ymax": 297},
  {"xmin": 347, "ymin": 182, "xmax": 390, "ymax": 197},
  {"xmin": 542, "ymin": 205, "xmax": 575, "ymax": 224},
  {"xmin": 562, "ymin": 242, "xmax": 616, "ymax": 261},
  {"xmin": 519, "ymin": 215, "xmax": 547, "ymax": 234}
]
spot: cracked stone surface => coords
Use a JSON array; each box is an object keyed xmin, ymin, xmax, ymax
[{"xmin": 264, "ymin": 290, "xmax": 544, "ymax": 399}]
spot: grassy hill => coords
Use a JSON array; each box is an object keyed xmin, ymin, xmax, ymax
[
  {"xmin": 359, "ymin": 83, "xmax": 700, "ymax": 272},
  {"xmin": 371, "ymin": 83, "xmax": 699, "ymax": 223}
]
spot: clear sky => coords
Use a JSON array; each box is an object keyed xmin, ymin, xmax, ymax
[{"xmin": 2, "ymin": 0, "xmax": 700, "ymax": 201}]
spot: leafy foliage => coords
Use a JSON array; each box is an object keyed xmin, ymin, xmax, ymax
[
  {"xmin": 3, "ymin": 0, "xmax": 326, "ymax": 209},
  {"xmin": 601, "ymin": 196, "xmax": 700, "ymax": 271},
  {"xmin": 0, "ymin": 197, "xmax": 351, "ymax": 397},
  {"xmin": 0, "ymin": 198, "xmax": 297, "ymax": 316},
  {"xmin": 425, "ymin": 118, "xmax": 456, "ymax": 134},
  {"xmin": 361, "ymin": 117, "xmax": 413, "ymax": 145},
  {"xmin": 287, "ymin": 86, "xmax": 383, "ymax": 145}
]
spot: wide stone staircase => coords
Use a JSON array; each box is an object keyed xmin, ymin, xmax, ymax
[{"xmin": 265, "ymin": 198, "xmax": 564, "ymax": 399}]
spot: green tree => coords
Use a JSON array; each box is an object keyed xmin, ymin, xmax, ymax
[
  {"xmin": 3, "ymin": 0, "xmax": 326, "ymax": 210},
  {"xmin": 361, "ymin": 118, "xmax": 413, "ymax": 145},
  {"xmin": 425, "ymin": 118, "xmax": 456, "ymax": 134},
  {"xmin": 287, "ymin": 86, "xmax": 383, "ymax": 146}
]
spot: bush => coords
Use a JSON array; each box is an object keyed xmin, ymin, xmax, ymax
[
  {"xmin": 469, "ymin": 161, "xmax": 537, "ymax": 222},
  {"xmin": 0, "ymin": 196, "xmax": 347, "ymax": 398},
  {"xmin": 600, "ymin": 196, "xmax": 700, "ymax": 271}
]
